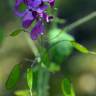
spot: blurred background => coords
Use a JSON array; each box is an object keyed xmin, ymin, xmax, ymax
[{"xmin": 0, "ymin": 0, "xmax": 96, "ymax": 96}]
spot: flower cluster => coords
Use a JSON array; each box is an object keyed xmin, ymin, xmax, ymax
[{"xmin": 15, "ymin": 0, "xmax": 55, "ymax": 40}]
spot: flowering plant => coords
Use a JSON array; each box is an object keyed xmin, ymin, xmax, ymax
[
  {"xmin": 4, "ymin": 0, "xmax": 96, "ymax": 96},
  {"xmin": 15, "ymin": 0, "xmax": 55, "ymax": 40}
]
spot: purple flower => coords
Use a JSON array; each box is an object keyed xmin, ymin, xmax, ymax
[
  {"xmin": 42, "ymin": 0, "xmax": 55, "ymax": 7},
  {"xmin": 30, "ymin": 20, "xmax": 44, "ymax": 40},
  {"xmin": 15, "ymin": 0, "xmax": 55, "ymax": 40}
]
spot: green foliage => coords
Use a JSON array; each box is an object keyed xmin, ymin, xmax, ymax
[
  {"xmin": 6, "ymin": 64, "xmax": 20, "ymax": 89},
  {"xmin": 15, "ymin": 90, "xmax": 29, "ymax": 96},
  {"xmin": 38, "ymin": 46, "xmax": 51, "ymax": 69},
  {"xmin": 61, "ymin": 79, "xmax": 75, "ymax": 96},
  {"xmin": 37, "ymin": 67, "xmax": 50, "ymax": 96},
  {"xmin": 71, "ymin": 41, "xmax": 89, "ymax": 54},
  {"xmin": 48, "ymin": 28, "xmax": 74, "ymax": 64},
  {"xmin": 48, "ymin": 62, "xmax": 60, "ymax": 72},
  {"xmin": 10, "ymin": 29, "xmax": 24, "ymax": 37},
  {"xmin": 39, "ymin": 47, "xmax": 60, "ymax": 72},
  {"xmin": 0, "ymin": 27, "xmax": 4, "ymax": 44},
  {"xmin": 27, "ymin": 68, "xmax": 33, "ymax": 90},
  {"xmin": 71, "ymin": 41, "xmax": 96, "ymax": 55}
]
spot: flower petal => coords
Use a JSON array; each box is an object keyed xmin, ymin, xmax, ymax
[
  {"xmin": 15, "ymin": 0, "xmax": 27, "ymax": 17},
  {"xmin": 42, "ymin": 0, "xmax": 55, "ymax": 7},
  {"xmin": 30, "ymin": 21, "xmax": 45, "ymax": 40},
  {"xmin": 24, "ymin": 0, "xmax": 42, "ymax": 7},
  {"xmin": 41, "ymin": 13, "xmax": 53, "ymax": 22},
  {"xmin": 22, "ymin": 11, "xmax": 34, "ymax": 28},
  {"xmin": 36, "ymin": 4, "xmax": 48, "ymax": 13},
  {"xmin": 49, "ymin": 0, "xmax": 55, "ymax": 7}
]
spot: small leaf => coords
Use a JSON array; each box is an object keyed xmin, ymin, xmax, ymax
[
  {"xmin": 6, "ymin": 64, "xmax": 20, "ymax": 89},
  {"xmin": 48, "ymin": 63, "xmax": 60, "ymax": 72},
  {"xmin": 71, "ymin": 41, "xmax": 89, "ymax": 53},
  {"xmin": 62, "ymin": 79, "xmax": 71, "ymax": 95},
  {"xmin": 39, "ymin": 47, "xmax": 50, "ymax": 68},
  {"xmin": 27, "ymin": 68, "xmax": 33, "ymax": 90},
  {"xmin": 61, "ymin": 79, "xmax": 75, "ymax": 96},
  {"xmin": 15, "ymin": 90, "xmax": 30, "ymax": 96},
  {"xmin": 10, "ymin": 29, "xmax": 24, "ymax": 37}
]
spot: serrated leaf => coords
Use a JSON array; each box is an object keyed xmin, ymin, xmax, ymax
[
  {"xmin": 71, "ymin": 41, "xmax": 89, "ymax": 53},
  {"xmin": 10, "ymin": 29, "xmax": 24, "ymax": 37},
  {"xmin": 61, "ymin": 79, "xmax": 75, "ymax": 96},
  {"xmin": 6, "ymin": 64, "xmax": 20, "ymax": 89},
  {"xmin": 27, "ymin": 68, "xmax": 33, "ymax": 90}
]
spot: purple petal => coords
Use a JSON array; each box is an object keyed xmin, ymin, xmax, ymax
[
  {"xmin": 15, "ymin": 0, "xmax": 23, "ymax": 6},
  {"xmin": 49, "ymin": 0, "xmax": 55, "ymax": 7},
  {"xmin": 22, "ymin": 11, "xmax": 34, "ymax": 28},
  {"xmin": 36, "ymin": 4, "xmax": 48, "ymax": 13},
  {"xmin": 42, "ymin": 13, "xmax": 53, "ymax": 22},
  {"xmin": 24, "ymin": 0, "xmax": 42, "ymax": 7},
  {"xmin": 42, "ymin": 0, "xmax": 55, "ymax": 7},
  {"xmin": 15, "ymin": 0, "xmax": 27, "ymax": 17},
  {"xmin": 30, "ymin": 21, "xmax": 45, "ymax": 40},
  {"xmin": 42, "ymin": 0, "xmax": 49, "ymax": 2}
]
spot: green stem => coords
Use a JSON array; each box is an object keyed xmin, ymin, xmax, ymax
[
  {"xmin": 64, "ymin": 11, "xmax": 96, "ymax": 32},
  {"xmin": 25, "ymin": 33, "xmax": 50, "ymax": 96},
  {"xmin": 37, "ymin": 67, "xmax": 50, "ymax": 96},
  {"xmin": 29, "ymin": 89, "xmax": 32, "ymax": 96},
  {"xmin": 25, "ymin": 34, "xmax": 40, "ymax": 63}
]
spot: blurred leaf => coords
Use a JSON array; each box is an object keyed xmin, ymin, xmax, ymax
[
  {"xmin": 10, "ymin": 29, "xmax": 24, "ymax": 37},
  {"xmin": 48, "ymin": 28, "xmax": 74, "ymax": 44},
  {"xmin": 48, "ymin": 28, "xmax": 74, "ymax": 63},
  {"xmin": 15, "ymin": 90, "xmax": 29, "ymax": 96},
  {"xmin": 0, "ymin": 27, "xmax": 4, "ymax": 44},
  {"xmin": 72, "ymin": 41, "xmax": 96, "ymax": 55},
  {"xmin": 6, "ymin": 64, "xmax": 20, "ymax": 89},
  {"xmin": 61, "ymin": 79, "xmax": 75, "ymax": 96},
  {"xmin": 48, "ymin": 62, "xmax": 60, "ymax": 72},
  {"xmin": 71, "ymin": 41, "xmax": 89, "ymax": 53},
  {"xmin": 27, "ymin": 68, "xmax": 33, "ymax": 90},
  {"xmin": 39, "ymin": 47, "xmax": 50, "ymax": 68}
]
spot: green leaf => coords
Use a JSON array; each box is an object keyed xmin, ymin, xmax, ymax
[
  {"xmin": 48, "ymin": 28, "xmax": 74, "ymax": 63},
  {"xmin": 6, "ymin": 64, "xmax": 20, "ymax": 89},
  {"xmin": 48, "ymin": 62, "xmax": 60, "ymax": 72},
  {"xmin": 61, "ymin": 79, "xmax": 75, "ymax": 96},
  {"xmin": 10, "ymin": 29, "xmax": 24, "ymax": 37},
  {"xmin": 27, "ymin": 68, "xmax": 33, "ymax": 90},
  {"xmin": 71, "ymin": 41, "xmax": 89, "ymax": 54},
  {"xmin": 62, "ymin": 79, "xmax": 71, "ymax": 95},
  {"xmin": 39, "ymin": 47, "xmax": 50, "ymax": 68},
  {"xmin": 48, "ymin": 28, "xmax": 74, "ymax": 44},
  {"xmin": 15, "ymin": 90, "xmax": 30, "ymax": 96}
]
